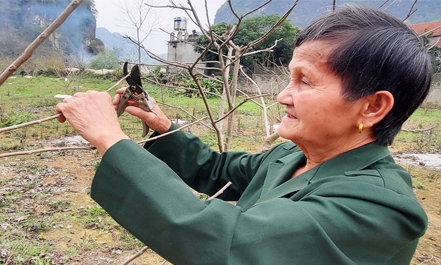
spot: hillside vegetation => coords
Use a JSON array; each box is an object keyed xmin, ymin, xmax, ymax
[{"xmin": 0, "ymin": 0, "xmax": 101, "ymax": 62}]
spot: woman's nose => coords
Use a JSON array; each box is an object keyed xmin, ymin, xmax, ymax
[{"xmin": 277, "ymin": 85, "xmax": 291, "ymax": 105}]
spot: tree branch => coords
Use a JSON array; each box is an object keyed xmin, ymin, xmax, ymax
[
  {"xmin": 0, "ymin": 118, "xmax": 207, "ymax": 158},
  {"xmin": 206, "ymin": 181, "xmax": 233, "ymax": 201},
  {"xmin": 214, "ymin": 95, "xmax": 267, "ymax": 124},
  {"xmin": 403, "ymin": 0, "xmax": 419, "ymax": 21},
  {"xmin": 0, "ymin": 73, "xmax": 129, "ymax": 134}
]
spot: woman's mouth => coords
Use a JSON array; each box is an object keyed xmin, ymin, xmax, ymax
[{"xmin": 285, "ymin": 112, "xmax": 297, "ymax": 119}]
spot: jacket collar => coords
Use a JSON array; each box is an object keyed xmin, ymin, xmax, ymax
[{"xmin": 256, "ymin": 142, "xmax": 391, "ymax": 204}]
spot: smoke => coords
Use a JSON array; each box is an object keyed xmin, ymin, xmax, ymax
[{"xmin": 0, "ymin": 0, "xmax": 98, "ymax": 60}]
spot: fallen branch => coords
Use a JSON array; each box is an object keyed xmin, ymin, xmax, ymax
[
  {"xmin": 121, "ymin": 246, "xmax": 149, "ymax": 265},
  {"xmin": 0, "ymin": 0, "xmax": 84, "ymax": 86}
]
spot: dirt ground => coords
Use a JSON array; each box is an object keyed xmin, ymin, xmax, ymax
[
  {"xmin": 0, "ymin": 149, "xmax": 166, "ymax": 264},
  {"xmin": 1, "ymin": 138, "xmax": 441, "ymax": 264},
  {"xmin": 409, "ymin": 165, "xmax": 441, "ymax": 264}
]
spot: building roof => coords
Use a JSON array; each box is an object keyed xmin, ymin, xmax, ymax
[
  {"xmin": 410, "ymin": 20, "xmax": 441, "ymax": 37},
  {"xmin": 410, "ymin": 20, "xmax": 441, "ymax": 47}
]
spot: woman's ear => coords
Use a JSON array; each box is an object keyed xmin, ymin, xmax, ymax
[{"xmin": 360, "ymin": 91, "xmax": 394, "ymax": 127}]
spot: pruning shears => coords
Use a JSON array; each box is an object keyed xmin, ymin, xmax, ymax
[{"xmin": 117, "ymin": 62, "xmax": 155, "ymax": 137}]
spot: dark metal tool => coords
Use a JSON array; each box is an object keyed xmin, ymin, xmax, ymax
[{"xmin": 117, "ymin": 62, "xmax": 154, "ymax": 137}]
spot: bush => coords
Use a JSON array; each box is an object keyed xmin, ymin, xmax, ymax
[
  {"xmin": 88, "ymin": 50, "xmax": 120, "ymax": 70},
  {"xmin": 1, "ymin": 109, "xmax": 33, "ymax": 127}
]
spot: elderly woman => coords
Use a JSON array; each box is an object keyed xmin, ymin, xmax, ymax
[{"xmin": 56, "ymin": 4, "xmax": 432, "ymax": 265}]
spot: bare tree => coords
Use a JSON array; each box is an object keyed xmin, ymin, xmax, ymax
[
  {"xmin": 141, "ymin": 0, "xmax": 298, "ymax": 152},
  {"xmin": 117, "ymin": 0, "xmax": 162, "ymax": 64}
]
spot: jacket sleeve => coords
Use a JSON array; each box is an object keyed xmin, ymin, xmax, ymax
[
  {"xmin": 143, "ymin": 124, "xmax": 278, "ymax": 200},
  {"xmin": 90, "ymin": 139, "xmax": 427, "ymax": 265}
]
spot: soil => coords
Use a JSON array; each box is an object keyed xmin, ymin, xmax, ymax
[
  {"xmin": 1, "ymin": 136, "xmax": 440, "ymax": 264},
  {"xmin": 0, "ymin": 147, "xmax": 165, "ymax": 264}
]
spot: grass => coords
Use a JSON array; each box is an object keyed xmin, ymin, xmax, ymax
[{"xmin": 393, "ymin": 107, "xmax": 441, "ymax": 153}]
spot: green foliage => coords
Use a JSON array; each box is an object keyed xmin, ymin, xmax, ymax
[
  {"xmin": 429, "ymin": 46, "xmax": 441, "ymax": 73},
  {"xmin": 1, "ymin": 109, "xmax": 33, "ymax": 127},
  {"xmin": 394, "ymin": 108, "xmax": 441, "ymax": 153},
  {"xmin": 3, "ymin": 240, "xmax": 52, "ymax": 264},
  {"xmin": 195, "ymin": 15, "xmax": 299, "ymax": 69},
  {"xmin": 145, "ymin": 66, "xmax": 167, "ymax": 84},
  {"xmin": 88, "ymin": 50, "xmax": 120, "ymax": 70},
  {"xmin": 234, "ymin": 15, "xmax": 299, "ymax": 67},
  {"xmin": 171, "ymin": 73, "xmax": 222, "ymax": 98}
]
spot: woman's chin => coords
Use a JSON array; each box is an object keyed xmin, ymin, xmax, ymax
[{"xmin": 276, "ymin": 125, "xmax": 292, "ymax": 139}]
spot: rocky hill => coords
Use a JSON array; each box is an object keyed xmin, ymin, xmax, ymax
[
  {"xmin": 0, "ymin": 0, "xmax": 101, "ymax": 59},
  {"xmin": 214, "ymin": 0, "xmax": 441, "ymax": 28}
]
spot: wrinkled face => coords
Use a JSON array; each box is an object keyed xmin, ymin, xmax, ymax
[{"xmin": 277, "ymin": 40, "xmax": 362, "ymax": 148}]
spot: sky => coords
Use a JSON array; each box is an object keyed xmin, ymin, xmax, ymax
[{"xmin": 93, "ymin": 0, "xmax": 225, "ymax": 54}]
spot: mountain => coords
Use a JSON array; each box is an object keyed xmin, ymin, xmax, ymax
[
  {"xmin": 96, "ymin": 28, "xmax": 134, "ymax": 60},
  {"xmin": 214, "ymin": 0, "xmax": 441, "ymax": 28},
  {"xmin": 96, "ymin": 27, "xmax": 166, "ymax": 64}
]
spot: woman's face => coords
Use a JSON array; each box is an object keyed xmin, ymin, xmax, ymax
[{"xmin": 277, "ymin": 40, "xmax": 363, "ymax": 149}]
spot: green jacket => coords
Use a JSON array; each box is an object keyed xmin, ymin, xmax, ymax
[{"xmin": 91, "ymin": 125, "xmax": 427, "ymax": 265}]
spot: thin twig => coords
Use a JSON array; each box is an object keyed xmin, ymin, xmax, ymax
[
  {"xmin": 403, "ymin": 0, "xmax": 419, "ymax": 21},
  {"xmin": 214, "ymin": 95, "xmax": 268, "ymax": 124},
  {"xmin": 106, "ymin": 72, "xmax": 130, "ymax": 92},
  {"xmin": 0, "ymin": 118, "xmax": 207, "ymax": 158},
  {"xmin": 121, "ymin": 246, "xmax": 149, "ymax": 265},
  {"xmin": 206, "ymin": 181, "xmax": 233, "ymax": 201},
  {"xmin": 417, "ymin": 24, "xmax": 441, "ymax": 38},
  {"xmin": 136, "ymin": 117, "xmax": 207, "ymax": 145},
  {"xmin": 0, "ymin": 73, "xmax": 130, "ymax": 134},
  {"xmin": 0, "ymin": 146, "xmax": 94, "ymax": 158},
  {"xmin": 160, "ymin": 102, "xmax": 215, "ymax": 131},
  {"xmin": 0, "ymin": 0, "xmax": 84, "ymax": 86},
  {"xmin": 0, "ymin": 114, "xmax": 62, "ymax": 133}
]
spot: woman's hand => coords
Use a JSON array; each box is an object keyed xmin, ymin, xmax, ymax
[
  {"xmin": 56, "ymin": 90, "xmax": 129, "ymax": 155},
  {"xmin": 114, "ymin": 88, "xmax": 172, "ymax": 134}
]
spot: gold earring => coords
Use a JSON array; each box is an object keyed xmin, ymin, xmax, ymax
[{"xmin": 358, "ymin": 123, "xmax": 364, "ymax": 134}]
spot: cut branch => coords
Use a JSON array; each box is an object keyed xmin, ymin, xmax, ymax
[
  {"xmin": 0, "ymin": 73, "xmax": 129, "ymax": 134},
  {"xmin": 0, "ymin": 118, "xmax": 207, "ymax": 158},
  {"xmin": 0, "ymin": 114, "xmax": 62, "ymax": 134}
]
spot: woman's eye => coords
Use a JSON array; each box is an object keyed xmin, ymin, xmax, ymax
[{"xmin": 301, "ymin": 78, "xmax": 309, "ymax": 85}]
